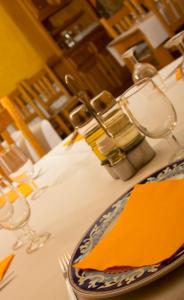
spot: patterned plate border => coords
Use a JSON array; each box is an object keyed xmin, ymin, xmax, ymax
[{"xmin": 69, "ymin": 160, "xmax": 184, "ymax": 298}]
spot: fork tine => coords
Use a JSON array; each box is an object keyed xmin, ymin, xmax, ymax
[
  {"xmin": 62, "ymin": 255, "xmax": 68, "ymax": 272},
  {"xmin": 58, "ymin": 251, "xmax": 71, "ymax": 275},
  {"xmin": 0, "ymin": 273, "xmax": 16, "ymax": 291},
  {"xmin": 65, "ymin": 251, "xmax": 71, "ymax": 261},
  {"xmin": 64, "ymin": 252, "xmax": 70, "ymax": 266},
  {"xmin": 58, "ymin": 257, "xmax": 65, "ymax": 273},
  {"xmin": 58, "ymin": 251, "xmax": 78, "ymax": 300},
  {"xmin": 0, "ymin": 271, "xmax": 14, "ymax": 284}
]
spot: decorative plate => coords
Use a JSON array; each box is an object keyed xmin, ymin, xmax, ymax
[{"xmin": 69, "ymin": 160, "xmax": 184, "ymax": 298}]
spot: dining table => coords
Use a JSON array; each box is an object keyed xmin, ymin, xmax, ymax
[
  {"xmin": 1, "ymin": 57, "xmax": 184, "ymax": 300},
  {"xmin": 107, "ymin": 12, "xmax": 169, "ymax": 67}
]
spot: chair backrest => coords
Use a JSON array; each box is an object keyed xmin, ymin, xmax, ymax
[
  {"xmin": 0, "ymin": 97, "xmax": 46, "ymax": 158},
  {"xmin": 0, "ymin": 106, "xmax": 16, "ymax": 177},
  {"xmin": 8, "ymin": 87, "xmax": 38, "ymax": 124},
  {"xmin": 100, "ymin": 1, "xmax": 146, "ymax": 38},
  {"xmin": 0, "ymin": 106, "xmax": 15, "ymax": 149},
  {"xmin": 20, "ymin": 64, "xmax": 70, "ymax": 114},
  {"xmin": 144, "ymin": 0, "xmax": 184, "ymax": 36}
]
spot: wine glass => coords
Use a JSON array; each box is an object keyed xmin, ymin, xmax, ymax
[
  {"xmin": 0, "ymin": 144, "xmax": 46, "ymax": 200},
  {"xmin": 119, "ymin": 78, "xmax": 184, "ymax": 163},
  {"xmin": 121, "ymin": 46, "xmax": 159, "ymax": 83},
  {"xmin": 0, "ymin": 177, "xmax": 50, "ymax": 253},
  {"xmin": 164, "ymin": 31, "xmax": 184, "ymax": 78}
]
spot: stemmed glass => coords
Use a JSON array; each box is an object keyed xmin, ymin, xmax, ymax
[
  {"xmin": 119, "ymin": 78, "xmax": 184, "ymax": 163},
  {"xmin": 0, "ymin": 144, "xmax": 46, "ymax": 200},
  {"xmin": 164, "ymin": 31, "xmax": 184, "ymax": 78},
  {"xmin": 121, "ymin": 46, "xmax": 159, "ymax": 83},
  {"xmin": 0, "ymin": 177, "xmax": 50, "ymax": 253}
]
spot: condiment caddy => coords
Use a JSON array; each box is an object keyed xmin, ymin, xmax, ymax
[{"xmin": 66, "ymin": 75, "xmax": 155, "ymax": 181}]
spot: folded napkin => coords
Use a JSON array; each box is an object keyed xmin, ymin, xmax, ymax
[
  {"xmin": 10, "ymin": 183, "xmax": 33, "ymax": 202},
  {"xmin": 0, "ymin": 255, "xmax": 14, "ymax": 281},
  {"xmin": 64, "ymin": 134, "xmax": 83, "ymax": 147},
  {"xmin": 176, "ymin": 67, "xmax": 182, "ymax": 80},
  {"xmin": 0, "ymin": 183, "xmax": 33, "ymax": 206},
  {"xmin": 74, "ymin": 179, "xmax": 184, "ymax": 271}
]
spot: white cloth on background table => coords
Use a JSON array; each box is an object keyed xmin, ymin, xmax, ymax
[
  {"xmin": 139, "ymin": 13, "xmax": 169, "ymax": 48},
  {"xmin": 6, "ymin": 119, "xmax": 61, "ymax": 162},
  {"xmin": 107, "ymin": 12, "xmax": 169, "ymax": 66}
]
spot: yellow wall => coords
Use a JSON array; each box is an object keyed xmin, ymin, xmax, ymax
[{"xmin": 0, "ymin": 4, "xmax": 44, "ymax": 97}]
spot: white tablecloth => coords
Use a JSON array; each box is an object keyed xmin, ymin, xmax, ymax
[{"xmin": 1, "ymin": 58, "xmax": 184, "ymax": 300}]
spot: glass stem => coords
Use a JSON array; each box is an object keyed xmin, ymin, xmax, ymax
[
  {"xmin": 129, "ymin": 54, "xmax": 139, "ymax": 66},
  {"xmin": 22, "ymin": 223, "xmax": 38, "ymax": 242},
  {"xmin": 29, "ymin": 179, "xmax": 37, "ymax": 191},
  {"xmin": 166, "ymin": 133, "xmax": 182, "ymax": 151}
]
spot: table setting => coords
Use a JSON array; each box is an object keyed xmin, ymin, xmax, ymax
[{"xmin": 0, "ymin": 49, "xmax": 184, "ymax": 300}]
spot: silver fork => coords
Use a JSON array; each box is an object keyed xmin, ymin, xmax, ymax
[
  {"xmin": 58, "ymin": 251, "xmax": 78, "ymax": 300},
  {"xmin": 0, "ymin": 271, "xmax": 16, "ymax": 291}
]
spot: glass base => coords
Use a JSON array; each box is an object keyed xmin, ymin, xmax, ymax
[
  {"xmin": 26, "ymin": 232, "xmax": 50, "ymax": 254},
  {"xmin": 30, "ymin": 186, "xmax": 48, "ymax": 200},
  {"xmin": 12, "ymin": 230, "xmax": 29, "ymax": 250},
  {"xmin": 12, "ymin": 238, "xmax": 25, "ymax": 250},
  {"xmin": 168, "ymin": 149, "xmax": 184, "ymax": 164}
]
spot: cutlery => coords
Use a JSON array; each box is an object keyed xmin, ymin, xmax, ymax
[
  {"xmin": 0, "ymin": 272, "xmax": 16, "ymax": 291},
  {"xmin": 58, "ymin": 251, "xmax": 78, "ymax": 300}
]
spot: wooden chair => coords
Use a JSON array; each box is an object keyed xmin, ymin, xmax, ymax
[
  {"xmin": 0, "ymin": 106, "xmax": 15, "ymax": 177},
  {"xmin": 0, "ymin": 106, "xmax": 14, "ymax": 150},
  {"xmin": 88, "ymin": 42, "xmax": 123, "ymax": 88},
  {"xmin": 100, "ymin": 1, "xmax": 173, "ymax": 69},
  {"xmin": 19, "ymin": 65, "xmax": 79, "ymax": 136},
  {"xmin": 144, "ymin": 0, "xmax": 184, "ymax": 37},
  {"xmin": 100, "ymin": 1, "xmax": 147, "ymax": 39},
  {"xmin": 100, "ymin": 5, "xmax": 137, "ymax": 39},
  {"xmin": 67, "ymin": 38, "xmax": 126, "ymax": 96},
  {"xmin": 0, "ymin": 97, "xmax": 46, "ymax": 158},
  {"xmin": 109, "ymin": 27, "xmax": 173, "ymax": 70},
  {"xmin": 7, "ymin": 87, "xmax": 41, "ymax": 124},
  {"xmin": 123, "ymin": 0, "xmax": 147, "ymax": 21}
]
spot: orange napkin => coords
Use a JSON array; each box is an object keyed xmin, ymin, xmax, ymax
[
  {"xmin": 17, "ymin": 183, "xmax": 33, "ymax": 198},
  {"xmin": 0, "ymin": 255, "xmax": 14, "ymax": 281},
  {"xmin": 74, "ymin": 179, "xmax": 184, "ymax": 271},
  {"xmin": 8, "ymin": 183, "xmax": 33, "ymax": 203},
  {"xmin": 176, "ymin": 67, "xmax": 182, "ymax": 80},
  {"xmin": 0, "ymin": 183, "xmax": 33, "ymax": 206},
  {"xmin": 64, "ymin": 134, "xmax": 83, "ymax": 147}
]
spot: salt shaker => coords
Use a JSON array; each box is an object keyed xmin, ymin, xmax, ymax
[{"xmin": 97, "ymin": 134, "xmax": 136, "ymax": 181}]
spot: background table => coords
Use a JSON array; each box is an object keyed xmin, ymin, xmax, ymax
[{"xmin": 0, "ymin": 58, "xmax": 184, "ymax": 300}]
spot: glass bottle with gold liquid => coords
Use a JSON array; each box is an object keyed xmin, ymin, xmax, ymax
[
  {"xmin": 90, "ymin": 90, "xmax": 143, "ymax": 151},
  {"xmin": 69, "ymin": 105, "xmax": 106, "ymax": 161}
]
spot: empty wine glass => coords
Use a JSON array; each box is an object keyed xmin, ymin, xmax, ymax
[
  {"xmin": 0, "ymin": 144, "xmax": 46, "ymax": 200},
  {"xmin": 119, "ymin": 78, "xmax": 184, "ymax": 163},
  {"xmin": 121, "ymin": 46, "xmax": 160, "ymax": 83},
  {"xmin": 0, "ymin": 177, "xmax": 50, "ymax": 253},
  {"xmin": 164, "ymin": 30, "xmax": 184, "ymax": 78}
]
